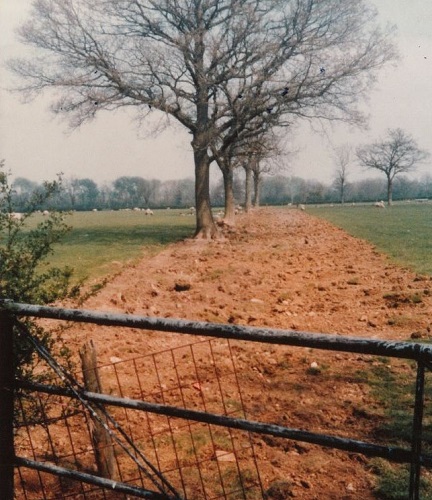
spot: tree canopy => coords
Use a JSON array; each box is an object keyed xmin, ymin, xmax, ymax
[{"xmin": 10, "ymin": 0, "xmax": 396, "ymax": 235}]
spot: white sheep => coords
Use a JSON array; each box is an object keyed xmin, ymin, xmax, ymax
[
  {"xmin": 298, "ymin": 204, "xmax": 306, "ymax": 211},
  {"xmin": 374, "ymin": 201, "xmax": 385, "ymax": 209},
  {"xmin": 144, "ymin": 208, "xmax": 154, "ymax": 216},
  {"xmin": 9, "ymin": 212, "xmax": 24, "ymax": 220},
  {"xmin": 42, "ymin": 210, "xmax": 50, "ymax": 216}
]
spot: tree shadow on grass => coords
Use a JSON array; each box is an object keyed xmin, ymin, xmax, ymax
[{"xmin": 62, "ymin": 224, "xmax": 194, "ymax": 247}]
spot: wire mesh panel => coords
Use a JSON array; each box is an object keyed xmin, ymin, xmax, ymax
[
  {"xmin": 15, "ymin": 337, "xmax": 264, "ymax": 499},
  {"xmin": 15, "ymin": 386, "xmax": 116, "ymax": 498},
  {"xmin": 94, "ymin": 338, "xmax": 264, "ymax": 499}
]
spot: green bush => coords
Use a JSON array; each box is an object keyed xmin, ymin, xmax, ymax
[{"xmin": 0, "ymin": 162, "xmax": 79, "ymax": 387}]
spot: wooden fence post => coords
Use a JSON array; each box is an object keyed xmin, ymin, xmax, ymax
[
  {"xmin": 79, "ymin": 340, "xmax": 119, "ymax": 481},
  {"xmin": 0, "ymin": 310, "xmax": 15, "ymax": 499}
]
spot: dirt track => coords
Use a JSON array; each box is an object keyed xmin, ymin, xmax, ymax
[
  {"xmin": 79, "ymin": 207, "xmax": 431, "ymax": 338},
  {"xmin": 65, "ymin": 207, "xmax": 432, "ymax": 498}
]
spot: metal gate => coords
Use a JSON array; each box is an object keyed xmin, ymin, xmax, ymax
[{"xmin": 1, "ymin": 300, "xmax": 432, "ymax": 499}]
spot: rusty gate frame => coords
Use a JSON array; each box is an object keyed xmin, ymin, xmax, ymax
[{"xmin": 1, "ymin": 300, "xmax": 432, "ymax": 499}]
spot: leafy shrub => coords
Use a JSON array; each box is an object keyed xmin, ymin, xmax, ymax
[{"xmin": 0, "ymin": 161, "xmax": 79, "ymax": 389}]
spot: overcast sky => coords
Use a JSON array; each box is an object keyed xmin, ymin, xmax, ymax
[{"xmin": 0, "ymin": 0, "xmax": 431, "ymax": 185}]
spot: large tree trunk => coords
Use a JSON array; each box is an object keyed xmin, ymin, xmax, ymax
[
  {"xmin": 222, "ymin": 166, "xmax": 236, "ymax": 223},
  {"xmin": 244, "ymin": 165, "xmax": 253, "ymax": 213},
  {"xmin": 194, "ymin": 146, "xmax": 218, "ymax": 238},
  {"xmin": 387, "ymin": 178, "xmax": 393, "ymax": 206},
  {"xmin": 253, "ymin": 171, "xmax": 262, "ymax": 207}
]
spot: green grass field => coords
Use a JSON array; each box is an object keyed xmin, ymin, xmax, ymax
[
  {"xmin": 307, "ymin": 203, "xmax": 432, "ymax": 276},
  {"xmin": 46, "ymin": 210, "xmax": 195, "ymax": 282}
]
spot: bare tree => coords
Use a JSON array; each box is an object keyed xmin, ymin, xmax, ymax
[
  {"xmin": 247, "ymin": 134, "xmax": 289, "ymax": 209},
  {"xmin": 212, "ymin": 143, "xmax": 243, "ymax": 222},
  {"xmin": 332, "ymin": 145, "xmax": 351, "ymax": 204},
  {"xmin": 356, "ymin": 128, "xmax": 429, "ymax": 205},
  {"xmin": 10, "ymin": 0, "xmax": 396, "ymax": 237},
  {"xmin": 214, "ymin": 114, "xmax": 287, "ymax": 220},
  {"xmin": 244, "ymin": 162, "xmax": 253, "ymax": 213}
]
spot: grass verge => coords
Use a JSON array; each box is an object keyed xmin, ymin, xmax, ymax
[
  {"xmin": 307, "ymin": 204, "xmax": 432, "ymax": 275},
  {"xmin": 353, "ymin": 357, "xmax": 432, "ymax": 498}
]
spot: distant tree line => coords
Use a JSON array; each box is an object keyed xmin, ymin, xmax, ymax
[
  {"xmin": 260, "ymin": 174, "xmax": 432, "ymax": 206},
  {"xmin": 11, "ymin": 175, "xmax": 196, "ymax": 212},
  {"xmin": 9, "ymin": 173, "xmax": 432, "ymax": 213}
]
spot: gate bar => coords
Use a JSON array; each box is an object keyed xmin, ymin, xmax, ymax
[
  {"xmin": 14, "ymin": 457, "xmax": 173, "ymax": 499},
  {"xmin": 18, "ymin": 379, "xmax": 432, "ymax": 468},
  {"xmin": 2, "ymin": 301, "xmax": 432, "ymax": 362},
  {"xmin": 409, "ymin": 361, "xmax": 426, "ymax": 500},
  {"xmin": 0, "ymin": 310, "xmax": 14, "ymax": 500}
]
